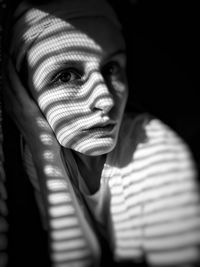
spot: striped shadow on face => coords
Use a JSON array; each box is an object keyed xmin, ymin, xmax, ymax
[{"xmin": 26, "ymin": 17, "xmax": 128, "ymax": 155}]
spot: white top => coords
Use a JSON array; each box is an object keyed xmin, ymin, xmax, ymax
[{"xmin": 22, "ymin": 113, "xmax": 200, "ymax": 266}]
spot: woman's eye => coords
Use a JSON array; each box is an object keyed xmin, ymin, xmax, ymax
[
  {"xmin": 52, "ymin": 69, "xmax": 81, "ymax": 84},
  {"xmin": 103, "ymin": 61, "xmax": 122, "ymax": 77}
]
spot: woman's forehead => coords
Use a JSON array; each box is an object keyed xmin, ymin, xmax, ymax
[{"xmin": 32, "ymin": 19, "xmax": 103, "ymax": 53}]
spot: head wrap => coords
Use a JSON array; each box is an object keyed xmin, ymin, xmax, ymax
[
  {"xmin": 9, "ymin": 0, "xmax": 121, "ymax": 71},
  {"xmin": 3, "ymin": 2, "xmax": 122, "ymax": 266}
]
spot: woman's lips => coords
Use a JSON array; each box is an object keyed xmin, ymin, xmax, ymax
[{"xmin": 84, "ymin": 122, "xmax": 116, "ymax": 132}]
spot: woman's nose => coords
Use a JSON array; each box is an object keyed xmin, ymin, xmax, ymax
[
  {"xmin": 88, "ymin": 73, "xmax": 114, "ymax": 114},
  {"xmin": 92, "ymin": 87, "xmax": 114, "ymax": 114}
]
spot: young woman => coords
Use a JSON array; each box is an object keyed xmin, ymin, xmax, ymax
[{"xmin": 1, "ymin": 0, "xmax": 200, "ymax": 266}]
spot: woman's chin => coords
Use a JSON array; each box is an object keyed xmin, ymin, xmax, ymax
[
  {"xmin": 81, "ymin": 146, "xmax": 114, "ymax": 156},
  {"xmin": 60, "ymin": 138, "xmax": 116, "ymax": 156}
]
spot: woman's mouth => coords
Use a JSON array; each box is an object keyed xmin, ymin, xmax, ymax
[{"xmin": 84, "ymin": 122, "xmax": 116, "ymax": 133}]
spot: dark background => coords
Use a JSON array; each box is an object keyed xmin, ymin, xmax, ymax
[
  {"xmin": 110, "ymin": 0, "xmax": 199, "ymax": 166},
  {"xmin": 1, "ymin": 0, "xmax": 199, "ymax": 266}
]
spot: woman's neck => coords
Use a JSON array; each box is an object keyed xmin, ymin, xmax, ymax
[{"xmin": 72, "ymin": 150, "xmax": 106, "ymax": 194}]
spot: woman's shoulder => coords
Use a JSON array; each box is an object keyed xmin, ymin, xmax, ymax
[
  {"xmin": 120, "ymin": 112, "xmax": 192, "ymax": 152},
  {"xmin": 114, "ymin": 112, "xmax": 197, "ymax": 175}
]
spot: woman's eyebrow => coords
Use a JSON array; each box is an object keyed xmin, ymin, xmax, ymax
[
  {"xmin": 107, "ymin": 49, "xmax": 126, "ymax": 59},
  {"xmin": 41, "ymin": 61, "xmax": 83, "ymax": 81},
  {"xmin": 53, "ymin": 60, "xmax": 84, "ymax": 67},
  {"xmin": 39, "ymin": 61, "xmax": 84, "ymax": 87}
]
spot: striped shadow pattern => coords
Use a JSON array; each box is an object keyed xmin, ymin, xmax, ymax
[
  {"xmin": 6, "ymin": 1, "xmax": 200, "ymax": 266},
  {"xmin": 10, "ymin": 4, "xmax": 128, "ymax": 156},
  {"xmin": 22, "ymin": 116, "xmax": 101, "ymax": 267},
  {"xmin": 108, "ymin": 116, "xmax": 200, "ymax": 266},
  {"xmin": 23, "ymin": 114, "xmax": 200, "ymax": 266}
]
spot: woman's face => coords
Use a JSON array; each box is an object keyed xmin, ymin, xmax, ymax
[{"xmin": 27, "ymin": 16, "xmax": 128, "ymax": 155}]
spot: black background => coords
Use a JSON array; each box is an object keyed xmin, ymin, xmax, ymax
[{"xmin": 110, "ymin": 0, "xmax": 199, "ymax": 165}]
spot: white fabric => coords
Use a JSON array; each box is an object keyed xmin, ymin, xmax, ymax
[{"xmin": 23, "ymin": 113, "xmax": 200, "ymax": 266}]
